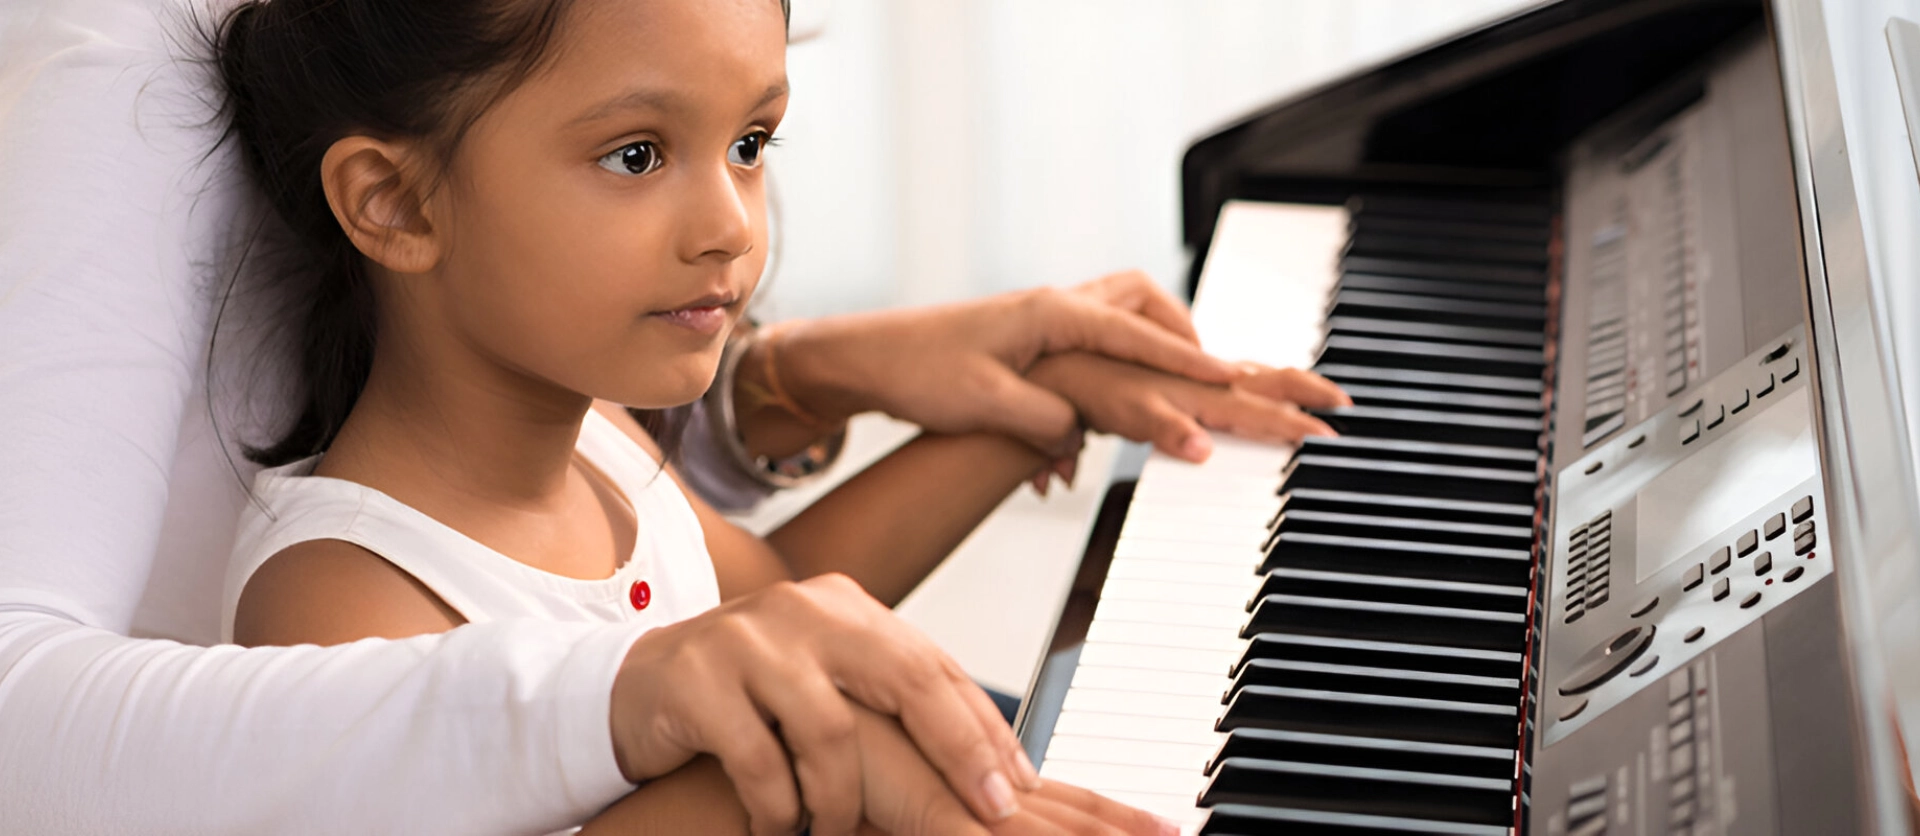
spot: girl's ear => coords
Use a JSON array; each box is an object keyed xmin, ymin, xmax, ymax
[{"xmin": 319, "ymin": 137, "xmax": 444, "ymax": 273}]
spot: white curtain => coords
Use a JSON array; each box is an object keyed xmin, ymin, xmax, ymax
[{"xmin": 757, "ymin": 0, "xmax": 1540, "ymax": 320}]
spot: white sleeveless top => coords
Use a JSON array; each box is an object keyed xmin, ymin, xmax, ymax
[{"xmin": 220, "ymin": 409, "xmax": 722, "ymax": 642}]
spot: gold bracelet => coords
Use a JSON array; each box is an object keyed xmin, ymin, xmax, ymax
[
  {"xmin": 706, "ymin": 325, "xmax": 847, "ymax": 489},
  {"xmin": 756, "ymin": 324, "xmax": 830, "ymax": 428}
]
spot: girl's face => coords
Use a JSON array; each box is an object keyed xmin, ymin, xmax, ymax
[{"xmin": 421, "ymin": 0, "xmax": 787, "ymax": 410}]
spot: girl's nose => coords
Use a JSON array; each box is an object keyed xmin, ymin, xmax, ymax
[{"xmin": 678, "ymin": 162, "xmax": 755, "ymax": 263}]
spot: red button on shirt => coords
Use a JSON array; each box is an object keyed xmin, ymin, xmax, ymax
[{"xmin": 629, "ymin": 580, "xmax": 651, "ymax": 611}]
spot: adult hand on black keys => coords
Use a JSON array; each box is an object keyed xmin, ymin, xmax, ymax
[
  {"xmin": 1025, "ymin": 352, "xmax": 1351, "ymax": 466},
  {"xmin": 609, "ymin": 573, "xmax": 1038, "ymax": 836}
]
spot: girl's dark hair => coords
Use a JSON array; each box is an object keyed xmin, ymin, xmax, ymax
[{"xmin": 212, "ymin": 0, "xmax": 787, "ymax": 466}]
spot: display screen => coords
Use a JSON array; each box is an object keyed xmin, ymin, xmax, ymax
[{"xmin": 1635, "ymin": 387, "xmax": 1819, "ymax": 581}]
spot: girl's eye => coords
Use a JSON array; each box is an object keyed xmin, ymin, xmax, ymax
[
  {"xmin": 597, "ymin": 141, "xmax": 661, "ymax": 176},
  {"xmin": 729, "ymin": 131, "xmax": 772, "ymax": 167}
]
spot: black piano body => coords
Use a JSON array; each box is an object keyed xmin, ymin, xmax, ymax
[{"xmin": 1018, "ymin": 1, "xmax": 1920, "ymax": 833}]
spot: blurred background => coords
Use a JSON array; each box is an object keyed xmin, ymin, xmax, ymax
[{"xmin": 739, "ymin": 0, "xmax": 1542, "ymax": 694}]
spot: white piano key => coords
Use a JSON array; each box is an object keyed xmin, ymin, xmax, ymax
[
  {"xmin": 1096, "ymin": 578, "xmax": 1258, "ymax": 607},
  {"xmin": 1101, "ymin": 557, "xmax": 1258, "ymax": 586},
  {"xmin": 1036, "ymin": 758, "xmax": 1208, "ymax": 797},
  {"xmin": 1111, "ymin": 538, "xmax": 1265, "ymax": 566},
  {"xmin": 1128, "ymin": 471, "xmax": 1277, "ymax": 499},
  {"xmin": 1086, "ymin": 618, "xmax": 1248, "ymax": 652},
  {"xmin": 1119, "ymin": 501, "xmax": 1277, "ymax": 527},
  {"xmin": 1119, "ymin": 517, "xmax": 1264, "ymax": 548},
  {"xmin": 1188, "ymin": 201, "xmax": 1345, "ymax": 367},
  {"xmin": 1050, "ymin": 708, "xmax": 1224, "ymax": 746},
  {"xmin": 1063, "ymin": 664, "xmax": 1230, "ymax": 698},
  {"xmin": 1062, "ymin": 687, "xmax": 1226, "ymax": 719},
  {"xmin": 1077, "ymin": 640, "xmax": 1240, "ymax": 675},
  {"xmin": 1041, "ymin": 734, "xmax": 1217, "ymax": 771},
  {"xmin": 1080, "ymin": 597, "xmax": 1248, "ymax": 631}
]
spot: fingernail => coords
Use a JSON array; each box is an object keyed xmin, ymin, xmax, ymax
[
  {"xmin": 981, "ymin": 771, "xmax": 1019, "ymax": 819},
  {"xmin": 1158, "ymin": 816, "xmax": 1183, "ymax": 836},
  {"xmin": 1181, "ymin": 433, "xmax": 1212, "ymax": 461},
  {"xmin": 1058, "ymin": 457, "xmax": 1078, "ymax": 488}
]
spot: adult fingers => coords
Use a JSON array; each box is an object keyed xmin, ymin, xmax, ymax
[
  {"xmin": 969, "ymin": 362, "xmax": 1084, "ymax": 457},
  {"xmin": 1030, "ymin": 293, "xmax": 1234, "ymax": 384},
  {"xmin": 692, "ymin": 685, "xmax": 806, "ymax": 836},
  {"xmin": 1232, "ymin": 365, "xmax": 1351, "ymax": 410},
  {"xmin": 1074, "ymin": 271, "xmax": 1201, "ymax": 345},
  {"xmin": 803, "ymin": 575, "xmax": 1032, "ymax": 824},
  {"xmin": 939, "ymin": 654, "xmax": 1041, "ymax": 792},
  {"xmin": 1025, "ymin": 781, "xmax": 1173, "ymax": 836},
  {"xmin": 746, "ymin": 661, "xmax": 864, "ymax": 836}
]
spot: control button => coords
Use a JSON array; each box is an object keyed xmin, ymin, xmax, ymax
[
  {"xmin": 1567, "ymin": 792, "xmax": 1607, "ymax": 822},
  {"xmin": 1754, "ymin": 552, "xmax": 1773, "ymax": 576},
  {"xmin": 1782, "ymin": 357, "xmax": 1801, "ymax": 382},
  {"xmin": 1682, "ymin": 563, "xmax": 1704, "ymax": 590},
  {"xmin": 1629, "ymin": 434, "xmax": 1648, "ymax": 449},
  {"xmin": 1584, "ymin": 460, "xmax": 1603, "ymax": 475},
  {"xmin": 1669, "ymin": 719, "xmax": 1694, "ymax": 746},
  {"xmin": 1631, "ymin": 596, "xmax": 1660, "ymax": 618},
  {"xmin": 1680, "ymin": 419, "xmax": 1701, "ymax": 444},
  {"xmin": 1796, "ymin": 531, "xmax": 1818, "ymax": 555},
  {"xmin": 1730, "ymin": 388, "xmax": 1751, "ymax": 414},
  {"xmin": 1737, "ymin": 530, "xmax": 1759, "ymax": 556},
  {"xmin": 1630, "ymin": 653, "xmax": 1660, "ymax": 677},
  {"xmin": 1765, "ymin": 513, "xmax": 1787, "ymax": 540},
  {"xmin": 1670, "ymin": 775, "xmax": 1696, "ymax": 803},
  {"xmin": 1668, "ymin": 698, "xmax": 1692, "ymax": 724},
  {"xmin": 1679, "ymin": 398, "xmax": 1704, "ymax": 417},
  {"xmin": 1671, "ymin": 800, "xmax": 1697, "ymax": 827},
  {"xmin": 1709, "ymin": 547, "xmax": 1732, "ymax": 574},
  {"xmin": 1559, "ymin": 698, "xmax": 1590, "ymax": 721},
  {"xmin": 1792, "ymin": 495, "xmax": 1815, "ymax": 522},
  {"xmin": 1757, "ymin": 372, "xmax": 1776, "ymax": 398},
  {"xmin": 1741, "ymin": 591, "xmax": 1763, "ymax": 609},
  {"xmin": 1569, "ymin": 816, "xmax": 1608, "ymax": 836},
  {"xmin": 1794, "ymin": 520, "xmax": 1816, "ymax": 539},
  {"xmin": 1568, "ymin": 774, "xmax": 1609, "ymax": 799},
  {"xmin": 1706, "ymin": 404, "xmax": 1726, "ymax": 430},
  {"xmin": 1685, "ymin": 626, "xmax": 1706, "ymax": 643},
  {"xmin": 1587, "ymin": 585, "xmax": 1609, "ymax": 607},
  {"xmin": 1558, "ymin": 624, "xmax": 1657, "ymax": 695},
  {"xmin": 1670, "ymin": 742, "xmax": 1694, "ymax": 774},
  {"xmin": 1564, "ymin": 608, "xmax": 1585, "ymax": 624},
  {"xmin": 1785, "ymin": 566, "xmax": 1805, "ymax": 583},
  {"xmin": 1712, "ymin": 578, "xmax": 1730, "ymax": 601}
]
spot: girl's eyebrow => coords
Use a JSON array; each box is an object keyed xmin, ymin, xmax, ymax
[{"xmin": 570, "ymin": 82, "xmax": 790, "ymax": 127}]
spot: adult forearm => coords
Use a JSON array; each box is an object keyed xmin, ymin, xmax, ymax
[
  {"xmin": 767, "ymin": 432, "xmax": 1047, "ymax": 606},
  {"xmin": 0, "ymin": 611, "xmax": 642, "ymax": 836}
]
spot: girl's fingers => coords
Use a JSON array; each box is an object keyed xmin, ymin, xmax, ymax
[
  {"xmin": 746, "ymin": 662, "xmax": 865, "ymax": 836},
  {"xmin": 1232, "ymin": 365, "xmax": 1351, "ymax": 409},
  {"xmin": 1136, "ymin": 395, "xmax": 1212, "ymax": 463},
  {"xmin": 1028, "ymin": 781, "xmax": 1176, "ymax": 836},
  {"xmin": 1192, "ymin": 392, "xmax": 1337, "ymax": 446}
]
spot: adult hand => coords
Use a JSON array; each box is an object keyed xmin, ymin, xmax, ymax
[
  {"xmin": 609, "ymin": 573, "xmax": 1036, "ymax": 836},
  {"xmin": 763, "ymin": 271, "xmax": 1236, "ymax": 458},
  {"xmin": 850, "ymin": 705, "xmax": 1173, "ymax": 836},
  {"xmin": 1026, "ymin": 352, "xmax": 1350, "ymax": 464}
]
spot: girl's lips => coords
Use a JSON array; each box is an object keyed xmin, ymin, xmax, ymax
[{"xmin": 651, "ymin": 304, "xmax": 730, "ymax": 335}]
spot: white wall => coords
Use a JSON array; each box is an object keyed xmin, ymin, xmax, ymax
[{"xmin": 757, "ymin": 0, "xmax": 1543, "ymax": 321}]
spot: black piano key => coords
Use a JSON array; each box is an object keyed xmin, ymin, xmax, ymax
[
  {"xmin": 1289, "ymin": 435, "xmax": 1538, "ymax": 471},
  {"xmin": 1267, "ymin": 509, "xmax": 1532, "ymax": 550},
  {"xmin": 1217, "ymin": 685, "xmax": 1517, "ymax": 748},
  {"xmin": 1344, "ymin": 231, "xmax": 1547, "ymax": 266},
  {"xmin": 1337, "ymin": 272, "xmax": 1546, "ymax": 303},
  {"xmin": 1310, "ymin": 405, "xmax": 1542, "ymax": 449},
  {"xmin": 1200, "ymin": 757, "xmax": 1513, "ymax": 826},
  {"xmin": 1340, "ymin": 255, "xmax": 1544, "ymax": 286},
  {"xmin": 1276, "ymin": 489, "xmax": 1533, "ymax": 528},
  {"xmin": 1234, "ymin": 633, "xmax": 1523, "ymax": 680},
  {"xmin": 1262, "ymin": 531, "xmax": 1532, "ymax": 586},
  {"xmin": 1225, "ymin": 658, "xmax": 1520, "ymax": 706},
  {"xmin": 1316, "ymin": 363, "xmax": 1542, "ymax": 395},
  {"xmin": 1242, "ymin": 594, "xmax": 1526, "ymax": 650},
  {"xmin": 1206, "ymin": 728, "xmax": 1515, "ymax": 781},
  {"xmin": 1200, "ymin": 802, "xmax": 1510, "ymax": 836},
  {"xmin": 1280, "ymin": 455, "xmax": 1538, "ymax": 506},
  {"xmin": 1324, "ymin": 316, "xmax": 1545, "ymax": 348},
  {"xmin": 1349, "ymin": 213, "xmax": 1550, "ymax": 245},
  {"xmin": 1325, "ymin": 290, "xmax": 1546, "ymax": 330},
  {"xmin": 1339, "ymin": 383, "xmax": 1541, "ymax": 416},
  {"xmin": 1350, "ymin": 194, "xmax": 1552, "ymax": 226},
  {"xmin": 1317, "ymin": 335, "xmax": 1544, "ymax": 379},
  {"xmin": 1247, "ymin": 568, "xmax": 1529, "ymax": 614}
]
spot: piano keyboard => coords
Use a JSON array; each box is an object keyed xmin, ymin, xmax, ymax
[{"xmin": 1036, "ymin": 196, "xmax": 1553, "ymax": 835}]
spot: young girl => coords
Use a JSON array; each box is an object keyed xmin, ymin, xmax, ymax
[{"xmin": 209, "ymin": 0, "xmax": 1345, "ymax": 832}]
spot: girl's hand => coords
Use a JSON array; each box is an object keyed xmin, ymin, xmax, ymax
[
  {"xmin": 755, "ymin": 271, "xmax": 1237, "ymax": 459},
  {"xmin": 1026, "ymin": 352, "xmax": 1351, "ymax": 465},
  {"xmin": 850, "ymin": 705, "xmax": 1174, "ymax": 836},
  {"xmin": 609, "ymin": 573, "xmax": 1037, "ymax": 836}
]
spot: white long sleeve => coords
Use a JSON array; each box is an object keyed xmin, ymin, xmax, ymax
[{"xmin": 0, "ymin": 1, "xmax": 644, "ymax": 831}]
